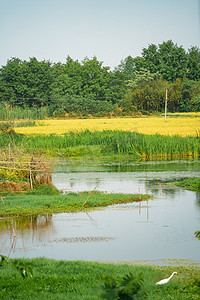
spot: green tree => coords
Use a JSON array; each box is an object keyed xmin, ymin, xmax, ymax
[
  {"xmin": 0, "ymin": 58, "xmax": 25, "ymax": 105},
  {"xmin": 23, "ymin": 57, "xmax": 54, "ymax": 106},
  {"xmin": 141, "ymin": 40, "xmax": 188, "ymax": 82},
  {"xmin": 80, "ymin": 56, "xmax": 110, "ymax": 100},
  {"xmin": 0, "ymin": 57, "xmax": 54, "ymax": 107},
  {"xmin": 167, "ymin": 78, "xmax": 182, "ymax": 112},
  {"xmin": 120, "ymin": 69, "xmax": 168, "ymax": 113},
  {"xmin": 116, "ymin": 55, "xmax": 145, "ymax": 80},
  {"xmin": 187, "ymin": 46, "xmax": 200, "ymax": 80},
  {"xmin": 142, "ymin": 43, "xmax": 160, "ymax": 74},
  {"xmin": 179, "ymin": 78, "xmax": 200, "ymax": 112}
]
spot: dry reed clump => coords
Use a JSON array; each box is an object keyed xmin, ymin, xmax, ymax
[
  {"xmin": 0, "ymin": 181, "xmax": 30, "ymax": 193},
  {"xmin": 0, "ymin": 138, "xmax": 53, "ymax": 191}
]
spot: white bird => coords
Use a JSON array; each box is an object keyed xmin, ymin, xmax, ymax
[{"xmin": 156, "ymin": 272, "xmax": 177, "ymax": 285}]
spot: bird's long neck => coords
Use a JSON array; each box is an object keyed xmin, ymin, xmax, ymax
[{"xmin": 169, "ymin": 273, "xmax": 175, "ymax": 280}]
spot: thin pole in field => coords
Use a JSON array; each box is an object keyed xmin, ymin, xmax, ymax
[
  {"xmin": 1, "ymin": 196, "xmax": 5, "ymax": 205},
  {"xmin": 29, "ymin": 163, "xmax": 33, "ymax": 190},
  {"xmin": 83, "ymin": 186, "xmax": 97, "ymax": 206},
  {"xmin": 165, "ymin": 89, "xmax": 168, "ymax": 121}
]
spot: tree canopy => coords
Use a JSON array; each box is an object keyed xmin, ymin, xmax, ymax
[{"xmin": 0, "ymin": 40, "xmax": 199, "ymax": 117}]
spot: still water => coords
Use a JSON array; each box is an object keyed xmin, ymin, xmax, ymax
[{"xmin": 1, "ymin": 159, "xmax": 200, "ymax": 264}]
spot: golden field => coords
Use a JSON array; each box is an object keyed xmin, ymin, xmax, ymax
[{"xmin": 14, "ymin": 113, "xmax": 200, "ymax": 137}]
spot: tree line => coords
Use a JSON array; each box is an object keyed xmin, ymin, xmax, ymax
[{"xmin": 0, "ymin": 40, "xmax": 199, "ymax": 118}]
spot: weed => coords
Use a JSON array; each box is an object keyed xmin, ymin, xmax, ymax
[{"xmin": 101, "ymin": 272, "xmax": 147, "ymax": 299}]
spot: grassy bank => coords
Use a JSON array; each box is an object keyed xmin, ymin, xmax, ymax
[
  {"xmin": 172, "ymin": 177, "xmax": 200, "ymax": 192},
  {"xmin": 0, "ymin": 258, "xmax": 199, "ymax": 299},
  {"xmin": 0, "ymin": 131, "xmax": 199, "ymax": 159},
  {"xmin": 0, "ymin": 188, "xmax": 150, "ymax": 217}
]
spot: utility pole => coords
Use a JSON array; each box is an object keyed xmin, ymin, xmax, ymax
[{"xmin": 165, "ymin": 88, "xmax": 168, "ymax": 121}]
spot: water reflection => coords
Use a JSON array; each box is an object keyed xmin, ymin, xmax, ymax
[
  {"xmin": 0, "ymin": 215, "xmax": 53, "ymax": 233},
  {"xmin": 1, "ymin": 159, "xmax": 200, "ymax": 263},
  {"xmin": 196, "ymin": 192, "xmax": 200, "ymax": 209},
  {"xmin": 53, "ymin": 159, "xmax": 200, "ymax": 201},
  {"xmin": 0, "ymin": 215, "xmax": 54, "ymax": 256}
]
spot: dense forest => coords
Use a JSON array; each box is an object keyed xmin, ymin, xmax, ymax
[{"xmin": 0, "ymin": 40, "xmax": 200, "ymax": 118}]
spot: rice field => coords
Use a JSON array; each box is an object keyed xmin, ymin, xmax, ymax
[{"xmin": 14, "ymin": 114, "xmax": 200, "ymax": 137}]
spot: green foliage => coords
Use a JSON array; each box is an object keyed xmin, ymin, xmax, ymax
[
  {"xmin": 0, "ymin": 41, "xmax": 200, "ymax": 117},
  {"xmin": 187, "ymin": 46, "xmax": 200, "ymax": 80},
  {"xmin": 14, "ymin": 120, "xmax": 36, "ymax": 127},
  {"xmin": 0, "ymin": 255, "xmax": 33, "ymax": 279},
  {"xmin": 101, "ymin": 272, "xmax": 147, "ymax": 299},
  {"xmin": 172, "ymin": 177, "xmax": 200, "ymax": 191},
  {"xmin": 0, "ymin": 258, "xmax": 200, "ymax": 299},
  {"xmin": 0, "ymin": 105, "xmax": 49, "ymax": 120},
  {"xmin": 178, "ymin": 79, "xmax": 200, "ymax": 112},
  {"xmin": 191, "ymin": 95, "xmax": 200, "ymax": 112},
  {"xmin": 0, "ymin": 57, "xmax": 53, "ymax": 107},
  {"xmin": 141, "ymin": 40, "xmax": 188, "ymax": 81},
  {"xmin": 12, "ymin": 260, "xmax": 33, "ymax": 279},
  {"xmin": 50, "ymin": 95, "xmax": 116, "ymax": 118},
  {"xmin": 0, "ymin": 121, "xmax": 14, "ymax": 133},
  {"xmin": 0, "ymin": 191, "xmax": 149, "ymax": 217},
  {"xmin": 0, "ymin": 255, "xmax": 9, "ymax": 267},
  {"xmin": 26, "ymin": 184, "xmax": 60, "ymax": 195},
  {"xmin": 3, "ymin": 130, "xmax": 199, "ymax": 160},
  {"xmin": 195, "ymin": 231, "xmax": 200, "ymax": 240}
]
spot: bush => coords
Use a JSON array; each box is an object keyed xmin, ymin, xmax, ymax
[
  {"xmin": 101, "ymin": 272, "xmax": 147, "ymax": 299},
  {"xmin": 0, "ymin": 121, "xmax": 14, "ymax": 133}
]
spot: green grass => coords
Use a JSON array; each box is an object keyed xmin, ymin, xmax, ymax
[
  {"xmin": 0, "ymin": 105, "xmax": 49, "ymax": 120},
  {"xmin": 172, "ymin": 177, "xmax": 200, "ymax": 192},
  {"xmin": 0, "ymin": 190, "xmax": 150, "ymax": 217},
  {"xmin": 0, "ymin": 130, "xmax": 200, "ymax": 159},
  {"xmin": 0, "ymin": 258, "xmax": 199, "ymax": 299}
]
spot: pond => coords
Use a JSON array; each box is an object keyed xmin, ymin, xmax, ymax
[{"xmin": 1, "ymin": 159, "xmax": 200, "ymax": 265}]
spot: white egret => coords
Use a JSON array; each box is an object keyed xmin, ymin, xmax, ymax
[{"xmin": 156, "ymin": 272, "xmax": 177, "ymax": 285}]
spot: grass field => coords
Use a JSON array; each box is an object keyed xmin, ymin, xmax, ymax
[
  {"xmin": 0, "ymin": 258, "xmax": 200, "ymax": 299},
  {"xmin": 0, "ymin": 188, "xmax": 150, "ymax": 217},
  {"xmin": 14, "ymin": 113, "xmax": 200, "ymax": 137}
]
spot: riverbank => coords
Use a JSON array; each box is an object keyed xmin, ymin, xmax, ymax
[
  {"xmin": 0, "ymin": 187, "xmax": 151, "ymax": 217},
  {"xmin": 171, "ymin": 177, "xmax": 200, "ymax": 192},
  {"xmin": 0, "ymin": 257, "xmax": 199, "ymax": 299}
]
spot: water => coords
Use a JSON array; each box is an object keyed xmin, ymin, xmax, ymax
[{"xmin": 1, "ymin": 159, "xmax": 200, "ymax": 264}]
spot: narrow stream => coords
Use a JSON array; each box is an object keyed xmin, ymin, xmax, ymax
[{"xmin": 1, "ymin": 159, "xmax": 200, "ymax": 265}]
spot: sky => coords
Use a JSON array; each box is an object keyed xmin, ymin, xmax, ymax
[{"xmin": 0, "ymin": 0, "xmax": 200, "ymax": 69}]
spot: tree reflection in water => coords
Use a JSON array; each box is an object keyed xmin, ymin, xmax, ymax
[{"xmin": 0, "ymin": 215, "xmax": 53, "ymax": 255}]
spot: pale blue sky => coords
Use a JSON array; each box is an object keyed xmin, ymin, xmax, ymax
[{"xmin": 0, "ymin": 0, "xmax": 199, "ymax": 69}]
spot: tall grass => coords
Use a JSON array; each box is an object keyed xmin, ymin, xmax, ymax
[
  {"xmin": 0, "ymin": 130, "xmax": 199, "ymax": 159},
  {"xmin": 0, "ymin": 105, "xmax": 49, "ymax": 120}
]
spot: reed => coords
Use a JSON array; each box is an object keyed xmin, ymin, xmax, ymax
[
  {"xmin": 1, "ymin": 130, "xmax": 198, "ymax": 159},
  {"xmin": 0, "ymin": 133, "xmax": 53, "ymax": 191},
  {"xmin": 0, "ymin": 105, "xmax": 49, "ymax": 120}
]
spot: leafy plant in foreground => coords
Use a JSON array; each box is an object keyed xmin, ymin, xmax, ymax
[
  {"xmin": 12, "ymin": 260, "xmax": 33, "ymax": 278},
  {"xmin": 0, "ymin": 255, "xmax": 33, "ymax": 278},
  {"xmin": 195, "ymin": 231, "xmax": 200, "ymax": 240},
  {"xmin": 0, "ymin": 255, "xmax": 9, "ymax": 266},
  {"xmin": 100, "ymin": 272, "xmax": 147, "ymax": 299}
]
